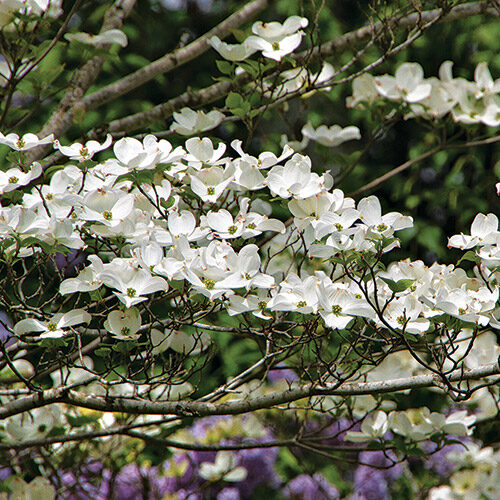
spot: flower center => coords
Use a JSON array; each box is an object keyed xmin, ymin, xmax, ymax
[
  {"xmin": 376, "ymin": 223, "xmax": 388, "ymax": 232},
  {"xmin": 334, "ymin": 223, "xmax": 343, "ymax": 231},
  {"xmin": 396, "ymin": 315, "xmax": 406, "ymax": 326},
  {"xmin": 8, "ymin": 176, "xmax": 18, "ymax": 184},
  {"xmin": 203, "ymin": 278, "xmax": 215, "ymax": 290},
  {"xmin": 207, "ymin": 187, "xmax": 215, "ymax": 196},
  {"xmin": 258, "ymin": 300, "xmax": 267, "ymax": 311},
  {"xmin": 126, "ymin": 287, "xmax": 137, "ymax": 298},
  {"xmin": 80, "ymin": 146, "xmax": 89, "ymax": 158},
  {"xmin": 331, "ymin": 304, "xmax": 343, "ymax": 316},
  {"xmin": 228, "ymin": 225, "xmax": 238, "ymax": 235},
  {"xmin": 102, "ymin": 210, "xmax": 113, "ymax": 221},
  {"xmin": 47, "ymin": 321, "xmax": 58, "ymax": 331},
  {"xmin": 247, "ymin": 222, "xmax": 256, "ymax": 230},
  {"xmin": 17, "ymin": 138, "xmax": 25, "ymax": 149},
  {"xmin": 297, "ymin": 300, "xmax": 307, "ymax": 308},
  {"xmin": 121, "ymin": 327, "xmax": 131, "ymax": 336}
]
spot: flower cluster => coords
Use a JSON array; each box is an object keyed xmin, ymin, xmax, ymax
[
  {"xmin": 0, "ymin": 0, "xmax": 62, "ymax": 27},
  {"xmin": 0, "ymin": 129, "xmax": 496, "ymax": 343},
  {"xmin": 428, "ymin": 444, "xmax": 500, "ymax": 499},
  {"xmin": 347, "ymin": 61, "xmax": 500, "ymax": 126},
  {"xmin": 209, "ymin": 15, "xmax": 308, "ymax": 62}
]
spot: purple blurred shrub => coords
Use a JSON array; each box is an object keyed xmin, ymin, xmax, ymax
[
  {"xmin": 0, "ymin": 467, "xmax": 12, "ymax": 482},
  {"xmin": 162, "ymin": 415, "xmax": 280, "ymax": 499},
  {"xmin": 57, "ymin": 461, "xmax": 111, "ymax": 500},
  {"xmin": 352, "ymin": 466, "xmax": 389, "ymax": 500},
  {"xmin": 351, "ymin": 450, "xmax": 403, "ymax": 500},
  {"xmin": 54, "ymin": 250, "xmax": 86, "ymax": 277},
  {"xmin": 0, "ymin": 311, "xmax": 12, "ymax": 342},
  {"xmin": 358, "ymin": 450, "xmax": 403, "ymax": 483},
  {"xmin": 235, "ymin": 443, "xmax": 280, "ymax": 497},
  {"xmin": 422, "ymin": 438, "xmax": 469, "ymax": 477},
  {"xmin": 217, "ymin": 487, "xmax": 241, "ymax": 500},
  {"xmin": 112, "ymin": 463, "xmax": 168, "ymax": 499},
  {"xmin": 268, "ymin": 364, "xmax": 298, "ymax": 384},
  {"xmin": 284, "ymin": 473, "xmax": 339, "ymax": 500}
]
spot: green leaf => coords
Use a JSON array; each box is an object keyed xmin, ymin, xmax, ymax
[
  {"xmin": 226, "ymin": 92, "xmax": 244, "ymax": 109},
  {"xmin": 1, "ymin": 190, "xmax": 24, "ymax": 204},
  {"xmin": 94, "ymin": 347, "xmax": 112, "ymax": 357},
  {"xmin": 457, "ymin": 250, "xmax": 480, "ymax": 265},
  {"xmin": 216, "ymin": 60, "xmax": 233, "ymax": 75},
  {"xmin": 112, "ymin": 342, "xmax": 137, "ymax": 353},
  {"xmin": 38, "ymin": 337, "xmax": 70, "ymax": 348},
  {"xmin": 160, "ymin": 195, "xmax": 175, "ymax": 210},
  {"xmin": 380, "ymin": 277, "xmax": 415, "ymax": 293},
  {"xmin": 89, "ymin": 289, "xmax": 104, "ymax": 302}
]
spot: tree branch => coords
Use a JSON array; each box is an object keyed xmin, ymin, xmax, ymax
[
  {"xmin": 25, "ymin": 0, "xmax": 137, "ymax": 163},
  {"xmin": 349, "ymin": 133, "xmax": 500, "ymax": 197},
  {"xmin": 99, "ymin": 0, "xmax": 499, "ymax": 135},
  {"xmin": 1, "ymin": 362, "xmax": 498, "ymax": 420},
  {"xmin": 81, "ymin": 0, "xmax": 272, "ymax": 112}
]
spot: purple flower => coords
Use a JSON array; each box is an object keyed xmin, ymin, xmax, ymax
[
  {"xmin": 318, "ymin": 417, "xmax": 357, "ymax": 445},
  {"xmin": 284, "ymin": 473, "xmax": 339, "ymax": 500},
  {"xmin": 236, "ymin": 444, "xmax": 280, "ymax": 497},
  {"xmin": 358, "ymin": 450, "xmax": 403, "ymax": 483},
  {"xmin": 0, "ymin": 311, "xmax": 12, "ymax": 342},
  {"xmin": 217, "ymin": 487, "xmax": 241, "ymax": 500},
  {"xmin": 56, "ymin": 461, "xmax": 111, "ymax": 500},
  {"xmin": 268, "ymin": 364, "xmax": 298, "ymax": 384},
  {"xmin": 55, "ymin": 250, "xmax": 86, "ymax": 277},
  {"xmin": 163, "ymin": 453, "xmax": 205, "ymax": 497},
  {"xmin": 0, "ymin": 467, "xmax": 11, "ymax": 481},
  {"xmin": 189, "ymin": 415, "xmax": 233, "ymax": 440},
  {"xmin": 352, "ymin": 466, "xmax": 389, "ymax": 500},
  {"xmin": 421, "ymin": 438, "xmax": 469, "ymax": 477}
]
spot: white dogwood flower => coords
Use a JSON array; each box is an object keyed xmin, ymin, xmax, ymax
[
  {"xmin": 151, "ymin": 329, "xmax": 211, "ymax": 355},
  {"xmin": 448, "ymin": 213, "xmax": 499, "ymax": 250},
  {"xmin": 251, "ymin": 16, "xmax": 308, "ymax": 41},
  {"xmin": 345, "ymin": 411, "xmax": 389, "ymax": 442},
  {"xmin": 208, "ymin": 36, "xmax": 258, "ymax": 61},
  {"xmin": 104, "ymin": 307, "xmax": 141, "ymax": 339},
  {"xmin": 65, "ymin": 29, "xmax": 128, "ymax": 47},
  {"xmin": 246, "ymin": 32, "xmax": 303, "ymax": 61},
  {"xmin": 14, "ymin": 309, "xmax": 91, "ymax": 338},
  {"xmin": 199, "ymin": 452, "xmax": 247, "ymax": 482},
  {"xmin": 171, "ymin": 108, "xmax": 225, "ymax": 136},
  {"xmin": 0, "ymin": 162, "xmax": 42, "ymax": 194},
  {"xmin": 101, "ymin": 266, "xmax": 168, "ymax": 308},
  {"xmin": 318, "ymin": 285, "xmax": 373, "ymax": 329},
  {"xmin": 0, "ymin": 132, "xmax": 54, "ymax": 150},
  {"xmin": 190, "ymin": 164, "xmax": 235, "ymax": 203},
  {"xmin": 301, "ymin": 122, "xmax": 361, "ymax": 147},
  {"xmin": 54, "ymin": 134, "xmax": 112, "ymax": 161},
  {"xmin": 375, "ymin": 62, "xmax": 432, "ymax": 103}
]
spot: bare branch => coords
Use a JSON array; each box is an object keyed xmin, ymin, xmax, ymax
[
  {"xmin": 82, "ymin": 0, "xmax": 272, "ymax": 111},
  {"xmin": 25, "ymin": 0, "xmax": 137, "ymax": 163},
  {"xmin": 1, "ymin": 361, "xmax": 498, "ymax": 420},
  {"xmin": 100, "ymin": 0, "xmax": 499, "ymax": 135},
  {"xmin": 350, "ymin": 133, "xmax": 500, "ymax": 197}
]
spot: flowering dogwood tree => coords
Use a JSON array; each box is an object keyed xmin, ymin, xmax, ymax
[{"xmin": 0, "ymin": 0, "xmax": 499, "ymax": 498}]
